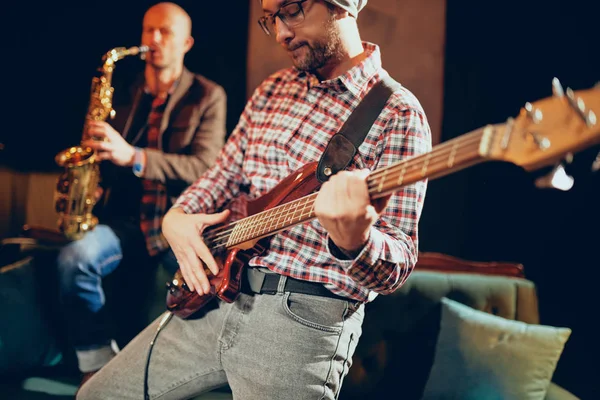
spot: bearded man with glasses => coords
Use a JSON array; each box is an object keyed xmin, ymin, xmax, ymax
[{"xmin": 78, "ymin": 1, "xmax": 432, "ymax": 399}]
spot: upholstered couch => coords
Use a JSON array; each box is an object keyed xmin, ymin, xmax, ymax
[{"xmin": 0, "ymin": 241, "xmax": 578, "ymax": 399}]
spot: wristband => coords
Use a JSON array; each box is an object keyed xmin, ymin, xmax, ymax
[{"xmin": 132, "ymin": 147, "xmax": 145, "ymax": 177}]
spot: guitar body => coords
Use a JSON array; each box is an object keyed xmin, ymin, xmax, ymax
[{"xmin": 166, "ymin": 162, "xmax": 322, "ymax": 319}]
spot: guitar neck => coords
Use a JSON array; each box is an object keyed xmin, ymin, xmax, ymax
[
  {"xmin": 204, "ymin": 125, "xmax": 491, "ymax": 249},
  {"xmin": 368, "ymin": 124, "xmax": 490, "ymax": 199}
]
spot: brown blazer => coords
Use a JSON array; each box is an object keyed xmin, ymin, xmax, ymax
[{"xmin": 98, "ymin": 68, "xmax": 227, "ymax": 221}]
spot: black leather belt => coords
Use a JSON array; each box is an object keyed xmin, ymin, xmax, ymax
[{"xmin": 243, "ymin": 267, "xmax": 348, "ymax": 301}]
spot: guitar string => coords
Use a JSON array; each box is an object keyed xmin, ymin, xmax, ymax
[
  {"xmin": 202, "ymin": 134, "xmax": 485, "ymax": 247},
  {"xmin": 368, "ymin": 127, "xmax": 485, "ymax": 180},
  {"xmin": 202, "ymin": 130, "xmax": 485, "ymax": 242},
  {"xmin": 202, "ymin": 126, "xmax": 484, "ymax": 239},
  {"xmin": 203, "ymin": 137, "xmax": 484, "ymax": 247},
  {"xmin": 204, "ymin": 193, "xmax": 318, "ymax": 247},
  {"xmin": 203, "ymin": 138, "xmax": 484, "ymax": 249},
  {"xmin": 367, "ymin": 140, "xmax": 483, "ymax": 192},
  {"xmin": 225, "ymin": 195, "xmax": 317, "ymax": 247},
  {"xmin": 234, "ymin": 134, "xmax": 486, "ymax": 244},
  {"xmin": 239, "ymin": 200, "xmax": 314, "ymax": 244}
]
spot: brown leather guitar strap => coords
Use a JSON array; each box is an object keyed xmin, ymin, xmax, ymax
[{"xmin": 316, "ymin": 74, "xmax": 401, "ymax": 183}]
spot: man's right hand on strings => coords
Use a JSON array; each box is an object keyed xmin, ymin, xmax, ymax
[{"xmin": 162, "ymin": 207, "xmax": 230, "ymax": 294}]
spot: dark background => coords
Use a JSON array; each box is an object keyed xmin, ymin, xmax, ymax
[
  {"xmin": 1, "ymin": 1, "xmax": 599, "ymax": 398},
  {"xmin": 1, "ymin": 0, "xmax": 250, "ymax": 168},
  {"xmin": 422, "ymin": 1, "xmax": 600, "ymax": 398}
]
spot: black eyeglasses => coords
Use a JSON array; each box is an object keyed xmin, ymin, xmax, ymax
[{"xmin": 258, "ymin": 0, "xmax": 309, "ymax": 36}]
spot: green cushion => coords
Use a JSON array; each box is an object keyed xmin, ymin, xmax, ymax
[{"xmin": 422, "ymin": 297, "xmax": 571, "ymax": 400}]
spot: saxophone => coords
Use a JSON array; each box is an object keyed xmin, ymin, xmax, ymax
[{"xmin": 54, "ymin": 45, "xmax": 149, "ymax": 240}]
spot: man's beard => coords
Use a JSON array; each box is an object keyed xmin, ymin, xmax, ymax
[{"xmin": 292, "ymin": 16, "xmax": 342, "ymax": 72}]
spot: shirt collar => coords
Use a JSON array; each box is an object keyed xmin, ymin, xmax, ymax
[
  {"xmin": 298, "ymin": 42, "xmax": 382, "ymax": 98},
  {"xmin": 143, "ymin": 76, "xmax": 181, "ymax": 99}
]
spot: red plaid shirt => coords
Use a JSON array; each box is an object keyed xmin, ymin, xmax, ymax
[
  {"xmin": 174, "ymin": 43, "xmax": 431, "ymax": 302},
  {"xmin": 140, "ymin": 80, "xmax": 179, "ymax": 256},
  {"xmin": 139, "ymin": 89, "xmax": 174, "ymax": 256}
]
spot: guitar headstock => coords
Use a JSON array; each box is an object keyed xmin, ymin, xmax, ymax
[{"xmin": 485, "ymin": 79, "xmax": 600, "ymax": 186}]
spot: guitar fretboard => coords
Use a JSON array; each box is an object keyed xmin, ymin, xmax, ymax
[{"xmin": 202, "ymin": 125, "xmax": 491, "ymax": 249}]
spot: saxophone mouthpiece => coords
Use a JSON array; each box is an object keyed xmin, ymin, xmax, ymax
[{"xmin": 136, "ymin": 45, "xmax": 150, "ymax": 60}]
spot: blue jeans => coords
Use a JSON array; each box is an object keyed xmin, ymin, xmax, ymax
[{"xmin": 57, "ymin": 223, "xmax": 177, "ymax": 372}]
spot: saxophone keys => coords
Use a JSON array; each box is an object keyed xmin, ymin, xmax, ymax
[
  {"xmin": 56, "ymin": 173, "xmax": 70, "ymax": 194},
  {"xmin": 55, "ymin": 197, "xmax": 68, "ymax": 213}
]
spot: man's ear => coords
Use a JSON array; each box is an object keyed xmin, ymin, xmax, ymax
[
  {"xmin": 330, "ymin": 5, "xmax": 350, "ymax": 20},
  {"xmin": 184, "ymin": 36, "xmax": 194, "ymax": 53}
]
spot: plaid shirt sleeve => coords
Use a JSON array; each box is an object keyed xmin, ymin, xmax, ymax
[{"xmin": 327, "ymin": 101, "xmax": 432, "ymax": 295}]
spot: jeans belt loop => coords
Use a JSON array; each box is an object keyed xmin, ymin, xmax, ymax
[{"xmin": 276, "ymin": 274, "xmax": 287, "ymax": 295}]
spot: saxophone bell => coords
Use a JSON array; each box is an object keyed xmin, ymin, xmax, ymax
[{"xmin": 54, "ymin": 146, "xmax": 99, "ymax": 240}]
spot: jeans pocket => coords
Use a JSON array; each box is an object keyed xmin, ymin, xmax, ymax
[{"xmin": 282, "ymin": 292, "xmax": 346, "ymax": 333}]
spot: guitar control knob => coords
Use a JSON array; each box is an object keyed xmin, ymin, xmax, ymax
[{"xmin": 166, "ymin": 281, "xmax": 179, "ymax": 295}]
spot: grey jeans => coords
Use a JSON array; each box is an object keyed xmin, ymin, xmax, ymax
[{"xmin": 77, "ymin": 281, "xmax": 364, "ymax": 400}]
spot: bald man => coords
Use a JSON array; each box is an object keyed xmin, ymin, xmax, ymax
[
  {"xmin": 79, "ymin": 0, "xmax": 431, "ymax": 399},
  {"xmin": 56, "ymin": 2, "xmax": 227, "ymax": 389}
]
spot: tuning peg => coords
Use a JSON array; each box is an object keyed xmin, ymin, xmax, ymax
[
  {"xmin": 534, "ymin": 163, "xmax": 574, "ymax": 191},
  {"xmin": 552, "ymin": 77, "xmax": 565, "ymax": 97},
  {"xmin": 564, "ymin": 152, "xmax": 574, "ymax": 164},
  {"xmin": 529, "ymin": 132, "xmax": 551, "ymax": 150},
  {"xmin": 525, "ymin": 102, "xmax": 543, "ymax": 123},
  {"xmin": 566, "ymin": 87, "xmax": 597, "ymax": 127},
  {"xmin": 592, "ymin": 152, "xmax": 600, "ymax": 172}
]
